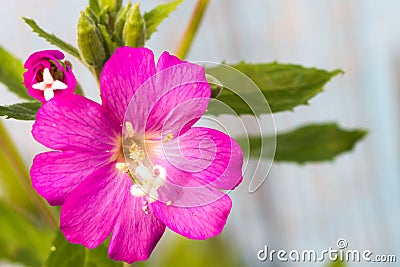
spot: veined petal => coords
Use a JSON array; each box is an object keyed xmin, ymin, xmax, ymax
[
  {"xmin": 125, "ymin": 58, "xmax": 210, "ymax": 137},
  {"xmin": 30, "ymin": 151, "xmax": 111, "ymax": 206},
  {"xmin": 60, "ymin": 164, "xmax": 128, "ymax": 248},
  {"xmin": 152, "ymin": 193, "xmax": 232, "ymax": 240},
  {"xmin": 109, "ymin": 193, "xmax": 165, "ymax": 263},
  {"xmin": 156, "ymin": 51, "xmax": 185, "ymax": 71},
  {"xmin": 152, "ymin": 127, "xmax": 243, "ymax": 190},
  {"xmin": 32, "ymin": 95, "xmax": 120, "ymax": 152},
  {"xmin": 100, "ymin": 47, "xmax": 156, "ymax": 121},
  {"xmin": 23, "ymin": 50, "xmax": 64, "ymax": 68}
]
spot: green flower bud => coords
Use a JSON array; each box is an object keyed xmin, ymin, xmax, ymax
[
  {"xmin": 122, "ymin": 3, "xmax": 146, "ymax": 47},
  {"xmin": 99, "ymin": 0, "xmax": 122, "ymax": 13},
  {"xmin": 77, "ymin": 11, "xmax": 106, "ymax": 67},
  {"xmin": 115, "ymin": 1, "xmax": 132, "ymax": 43},
  {"xmin": 206, "ymin": 74, "xmax": 224, "ymax": 98}
]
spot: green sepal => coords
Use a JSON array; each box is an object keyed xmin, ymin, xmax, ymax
[
  {"xmin": 77, "ymin": 11, "xmax": 106, "ymax": 67},
  {"xmin": 122, "ymin": 3, "xmax": 146, "ymax": 47},
  {"xmin": 114, "ymin": 1, "xmax": 132, "ymax": 44}
]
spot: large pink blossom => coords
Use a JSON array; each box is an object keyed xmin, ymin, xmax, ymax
[{"xmin": 30, "ymin": 47, "xmax": 243, "ymax": 263}]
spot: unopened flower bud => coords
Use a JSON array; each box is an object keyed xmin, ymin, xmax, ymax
[
  {"xmin": 23, "ymin": 50, "xmax": 77, "ymax": 102},
  {"xmin": 206, "ymin": 74, "xmax": 223, "ymax": 98},
  {"xmin": 77, "ymin": 11, "xmax": 106, "ymax": 67},
  {"xmin": 115, "ymin": 2, "xmax": 132, "ymax": 42},
  {"xmin": 122, "ymin": 3, "xmax": 146, "ymax": 47},
  {"xmin": 99, "ymin": 0, "xmax": 122, "ymax": 13}
]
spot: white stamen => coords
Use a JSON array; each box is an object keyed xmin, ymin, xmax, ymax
[
  {"xmin": 125, "ymin": 122, "xmax": 134, "ymax": 138},
  {"xmin": 44, "ymin": 88, "xmax": 55, "ymax": 101},
  {"xmin": 166, "ymin": 201, "xmax": 172, "ymax": 206},
  {"xmin": 136, "ymin": 163, "xmax": 154, "ymax": 182},
  {"xmin": 130, "ymin": 184, "xmax": 146, "ymax": 197},
  {"xmin": 31, "ymin": 68, "xmax": 68, "ymax": 101},
  {"xmin": 130, "ymin": 164, "xmax": 167, "ymax": 202},
  {"xmin": 163, "ymin": 134, "xmax": 174, "ymax": 142},
  {"xmin": 116, "ymin": 162, "xmax": 129, "ymax": 173},
  {"xmin": 129, "ymin": 143, "xmax": 145, "ymax": 162},
  {"xmin": 32, "ymin": 82, "xmax": 46, "ymax": 90},
  {"xmin": 42, "ymin": 68, "xmax": 54, "ymax": 84},
  {"xmin": 52, "ymin": 80, "xmax": 68, "ymax": 90}
]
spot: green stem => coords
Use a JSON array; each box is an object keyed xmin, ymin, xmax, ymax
[
  {"xmin": 0, "ymin": 119, "xmax": 58, "ymax": 229},
  {"xmin": 93, "ymin": 66, "xmax": 102, "ymax": 86},
  {"xmin": 175, "ymin": 0, "xmax": 210, "ymax": 59}
]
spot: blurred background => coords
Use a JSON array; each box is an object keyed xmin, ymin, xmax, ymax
[{"xmin": 1, "ymin": 0, "xmax": 399, "ymax": 266}]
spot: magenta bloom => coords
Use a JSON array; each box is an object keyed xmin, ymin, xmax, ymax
[
  {"xmin": 30, "ymin": 47, "xmax": 243, "ymax": 263},
  {"xmin": 24, "ymin": 50, "xmax": 76, "ymax": 102}
]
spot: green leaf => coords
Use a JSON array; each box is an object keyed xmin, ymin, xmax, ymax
[
  {"xmin": 22, "ymin": 17, "xmax": 81, "ymax": 59},
  {"xmin": 0, "ymin": 201, "xmax": 53, "ymax": 266},
  {"xmin": 206, "ymin": 62, "xmax": 343, "ymax": 114},
  {"xmin": 144, "ymin": 0, "xmax": 183, "ymax": 40},
  {"xmin": 46, "ymin": 231, "xmax": 123, "ymax": 267},
  {"xmin": 0, "ymin": 101, "xmax": 41, "ymax": 120},
  {"xmin": 0, "ymin": 46, "xmax": 31, "ymax": 99},
  {"xmin": 239, "ymin": 123, "xmax": 367, "ymax": 163}
]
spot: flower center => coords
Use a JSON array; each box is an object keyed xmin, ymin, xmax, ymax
[
  {"xmin": 32, "ymin": 68, "xmax": 68, "ymax": 101},
  {"xmin": 115, "ymin": 122, "xmax": 167, "ymax": 204}
]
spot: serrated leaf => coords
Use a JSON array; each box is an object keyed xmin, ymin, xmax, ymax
[
  {"xmin": 238, "ymin": 123, "xmax": 366, "ymax": 163},
  {"xmin": 0, "ymin": 46, "xmax": 31, "ymax": 99},
  {"xmin": 0, "ymin": 201, "xmax": 53, "ymax": 266},
  {"xmin": 144, "ymin": 0, "xmax": 183, "ymax": 40},
  {"xmin": 23, "ymin": 17, "xmax": 81, "ymax": 59},
  {"xmin": 46, "ymin": 231, "xmax": 122, "ymax": 267},
  {"xmin": 0, "ymin": 101, "xmax": 41, "ymax": 120},
  {"xmin": 206, "ymin": 62, "xmax": 343, "ymax": 114}
]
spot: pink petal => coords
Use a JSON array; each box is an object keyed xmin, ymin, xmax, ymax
[
  {"xmin": 152, "ymin": 193, "xmax": 232, "ymax": 240},
  {"xmin": 30, "ymin": 151, "xmax": 110, "ymax": 205},
  {"xmin": 152, "ymin": 127, "xmax": 243, "ymax": 190},
  {"xmin": 60, "ymin": 164, "xmax": 128, "ymax": 248},
  {"xmin": 100, "ymin": 47, "xmax": 156, "ymax": 121},
  {"xmin": 156, "ymin": 51, "xmax": 185, "ymax": 71},
  {"xmin": 24, "ymin": 50, "xmax": 64, "ymax": 68},
  {"xmin": 32, "ymin": 95, "xmax": 120, "ymax": 152},
  {"xmin": 125, "ymin": 60, "xmax": 210, "ymax": 137},
  {"xmin": 109, "ymin": 193, "xmax": 166, "ymax": 263}
]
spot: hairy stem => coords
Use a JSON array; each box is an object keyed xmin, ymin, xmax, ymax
[
  {"xmin": 175, "ymin": 0, "xmax": 210, "ymax": 59},
  {"xmin": 0, "ymin": 120, "xmax": 58, "ymax": 229}
]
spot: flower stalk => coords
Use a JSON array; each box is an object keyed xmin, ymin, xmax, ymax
[{"xmin": 175, "ymin": 0, "xmax": 210, "ymax": 59}]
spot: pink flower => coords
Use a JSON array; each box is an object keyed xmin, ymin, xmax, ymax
[
  {"xmin": 30, "ymin": 47, "xmax": 243, "ymax": 263},
  {"xmin": 23, "ymin": 50, "xmax": 76, "ymax": 102}
]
